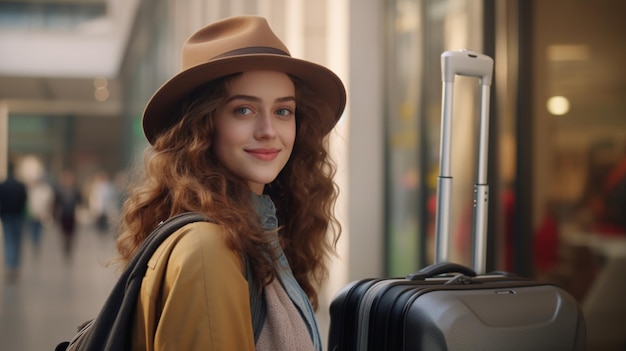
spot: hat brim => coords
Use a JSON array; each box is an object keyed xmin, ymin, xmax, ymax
[{"xmin": 142, "ymin": 54, "xmax": 346, "ymax": 144}]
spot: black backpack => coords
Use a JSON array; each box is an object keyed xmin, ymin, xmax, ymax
[{"xmin": 55, "ymin": 212, "xmax": 266, "ymax": 351}]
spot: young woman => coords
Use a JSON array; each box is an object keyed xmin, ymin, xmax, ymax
[{"xmin": 115, "ymin": 16, "xmax": 346, "ymax": 350}]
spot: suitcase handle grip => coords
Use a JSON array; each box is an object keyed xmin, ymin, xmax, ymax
[
  {"xmin": 441, "ymin": 50, "xmax": 494, "ymax": 85},
  {"xmin": 406, "ymin": 262, "xmax": 477, "ymax": 281}
]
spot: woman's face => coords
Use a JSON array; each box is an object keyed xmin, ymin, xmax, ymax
[{"xmin": 213, "ymin": 70, "xmax": 297, "ymax": 194}]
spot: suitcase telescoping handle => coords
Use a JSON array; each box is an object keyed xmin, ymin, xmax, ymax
[{"xmin": 435, "ymin": 50, "xmax": 494, "ymax": 274}]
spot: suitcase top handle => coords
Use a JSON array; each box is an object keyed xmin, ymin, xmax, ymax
[
  {"xmin": 441, "ymin": 50, "xmax": 494, "ymax": 86},
  {"xmin": 406, "ymin": 262, "xmax": 477, "ymax": 281}
]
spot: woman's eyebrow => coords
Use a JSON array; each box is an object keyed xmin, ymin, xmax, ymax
[
  {"xmin": 275, "ymin": 96, "xmax": 296, "ymax": 104},
  {"xmin": 226, "ymin": 95, "xmax": 296, "ymax": 103}
]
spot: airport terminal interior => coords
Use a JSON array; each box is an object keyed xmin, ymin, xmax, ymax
[{"xmin": 0, "ymin": 0, "xmax": 625, "ymax": 350}]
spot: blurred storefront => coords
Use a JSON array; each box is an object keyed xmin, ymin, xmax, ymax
[{"xmin": 383, "ymin": 1, "xmax": 626, "ymax": 350}]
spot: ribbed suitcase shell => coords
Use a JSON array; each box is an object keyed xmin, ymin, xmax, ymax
[{"xmin": 329, "ymin": 269, "xmax": 586, "ymax": 350}]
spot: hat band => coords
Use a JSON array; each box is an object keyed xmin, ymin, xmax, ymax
[{"xmin": 213, "ymin": 46, "xmax": 290, "ymax": 59}]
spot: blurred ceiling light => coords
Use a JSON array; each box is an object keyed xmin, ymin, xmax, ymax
[
  {"xmin": 547, "ymin": 96, "xmax": 570, "ymax": 116},
  {"xmin": 94, "ymin": 76, "xmax": 109, "ymax": 101},
  {"xmin": 546, "ymin": 44, "xmax": 590, "ymax": 61},
  {"xmin": 94, "ymin": 87, "xmax": 110, "ymax": 102},
  {"xmin": 94, "ymin": 76, "xmax": 108, "ymax": 88}
]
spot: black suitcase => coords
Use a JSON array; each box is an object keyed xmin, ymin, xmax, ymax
[{"xmin": 328, "ymin": 50, "xmax": 586, "ymax": 351}]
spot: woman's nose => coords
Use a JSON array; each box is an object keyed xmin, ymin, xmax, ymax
[{"xmin": 254, "ymin": 112, "xmax": 277, "ymax": 139}]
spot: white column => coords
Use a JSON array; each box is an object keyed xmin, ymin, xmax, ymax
[{"xmin": 346, "ymin": 0, "xmax": 385, "ymax": 281}]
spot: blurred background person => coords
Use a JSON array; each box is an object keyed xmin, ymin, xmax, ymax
[
  {"xmin": 53, "ymin": 170, "xmax": 82, "ymax": 260},
  {"xmin": 594, "ymin": 149, "xmax": 626, "ymax": 236},
  {"xmin": 26, "ymin": 173, "xmax": 54, "ymax": 256},
  {"xmin": 0, "ymin": 161, "xmax": 28, "ymax": 283},
  {"xmin": 575, "ymin": 142, "xmax": 626, "ymax": 237},
  {"xmin": 88, "ymin": 171, "xmax": 116, "ymax": 234}
]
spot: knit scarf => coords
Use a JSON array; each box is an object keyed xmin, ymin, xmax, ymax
[{"xmin": 252, "ymin": 194, "xmax": 322, "ymax": 351}]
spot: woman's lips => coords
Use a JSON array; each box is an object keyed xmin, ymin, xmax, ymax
[{"xmin": 246, "ymin": 148, "xmax": 280, "ymax": 161}]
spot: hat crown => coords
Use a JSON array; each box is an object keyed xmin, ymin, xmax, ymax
[{"xmin": 182, "ymin": 16, "xmax": 291, "ymax": 70}]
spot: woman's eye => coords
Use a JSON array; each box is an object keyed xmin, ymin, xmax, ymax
[
  {"xmin": 276, "ymin": 108, "xmax": 294, "ymax": 117},
  {"xmin": 235, "ymin": 107, "xmax": 253, "ymax": 115}
]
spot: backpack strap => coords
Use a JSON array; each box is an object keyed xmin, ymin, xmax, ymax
[{"xmin": 79, "ymin": 212, "xmax": 266, "ymax": 349}]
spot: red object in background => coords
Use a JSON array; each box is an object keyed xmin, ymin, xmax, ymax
[{"xmin": 533, "ymin": 213, "xmax": 560, "ymax": 273}]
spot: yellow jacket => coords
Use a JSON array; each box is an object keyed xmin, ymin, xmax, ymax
[{"xmin": 132, "ymin": 221, "xmax": 256, "ymax": 350}]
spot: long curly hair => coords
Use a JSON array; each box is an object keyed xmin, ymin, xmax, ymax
[{"xmin": 115, "ymin": 74, "xmax": 340, "ymax": 310}]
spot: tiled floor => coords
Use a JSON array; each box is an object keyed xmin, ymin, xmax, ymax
[{"xmin": 0, "ymin": 222, "xmax": 118, "ymax": 350}]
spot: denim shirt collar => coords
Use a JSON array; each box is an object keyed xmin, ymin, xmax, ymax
[{"xmin": 251, "ymin": 193, "xmax": 278, "ymax": 231}]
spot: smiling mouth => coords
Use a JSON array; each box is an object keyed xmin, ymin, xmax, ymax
[{"xmin": 246, "ymin": 149, "xmax": 280, "ymax": 161}]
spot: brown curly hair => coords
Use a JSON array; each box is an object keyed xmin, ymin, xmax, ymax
[{"xmin": 115, "ymin": 74, "xmax": 340, "ymax": 310}]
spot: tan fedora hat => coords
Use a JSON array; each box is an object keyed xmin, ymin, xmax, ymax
[{"xmin": 142, "ymin": 15, "xmax": 347, "ymax": 145}]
